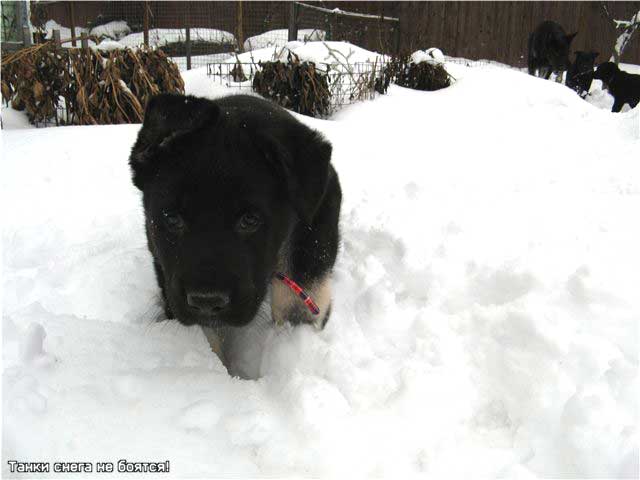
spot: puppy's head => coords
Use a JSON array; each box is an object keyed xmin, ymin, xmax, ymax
[
  {"xmin": 573, "ymin": 51, "xmax": 599, "ymax": 71},
  {"xmin": 129, "ymin": 94, "xmax": 332, "ymax": 327},
  {"xmin": 593, "ymin": 61, "xmax": 619, "ymax": 85}
]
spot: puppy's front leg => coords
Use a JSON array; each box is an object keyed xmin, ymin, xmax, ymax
[{"xmin": 271, "ymin": 273, "xmax": 332, "ymax": 330}]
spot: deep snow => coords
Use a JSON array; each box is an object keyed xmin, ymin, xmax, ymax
[{"xmin": 2, "ymin": 46, "xmax": 639, "ymax": 478}]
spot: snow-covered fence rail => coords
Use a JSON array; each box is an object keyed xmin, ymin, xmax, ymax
[{"xmin": 294, "ymin": 2, "xmax": 400, "ymax": 54}]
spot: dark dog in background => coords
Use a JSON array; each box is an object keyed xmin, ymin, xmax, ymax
[
  {"xmin": 593, "ymin": 62, "xmax": 640, "ymax": 112},
  {"xmin": 129, "ymin": 94, "xmax": 341, "ymax": 332},
  {"xmin": 528, "ymin": 20, "xmax": 577, "ymax": 81},
  {"xmin": 566, "ymin": 51, "xmax": 599, "ymax": 98}
]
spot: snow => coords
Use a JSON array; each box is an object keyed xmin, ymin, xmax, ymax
[
  {"xmin": 40, "ymin": 18, "xmax": 235, "ymax": 53},
  {"xmin": 42, "ymin": 19, "xmax": 88, "ymax": 41},
  {"xmin": 412, "ymin": 48, "xmax": 445, "ymax": 65},
  {"xmin": 2, "ymin": 47, "xmax": 639, "ymax": 478},
  {"xmin": 228, "ymin": 40, "xmax": 384, "ymax": 66},
  {"xmin": 612, "ymin": 10, "xmax": 640, "ymax": 61},
  {"xmin": 92, "ymin": 39, "xmax": 126, "ymax": 52},
  {"xmin": 117, "ymin": 28, "xmax": 235, "ymax": 49},
  {"xmin": 244, "ymin": 28, "xmax": 326, "ymax": 52},
  {"xmin": 41, "ymin": 20, "xmax": 95, "ymax": 48},
  {"xmin": 90, "ymin": 21, "xmax": 131, "ymax": 41}
]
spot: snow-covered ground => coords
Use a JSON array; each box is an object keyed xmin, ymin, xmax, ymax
[{"xmin": 2, "ymin": 45, "xmax": 639, "ymax": 478}]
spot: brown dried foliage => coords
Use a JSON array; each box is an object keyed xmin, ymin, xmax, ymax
[
  {"xmin": 380, "ymin": 55, "xmax": 452, "ymax": 93},
  {"xmin": 252, "ymin": 53, "xmax": 331, "ymax": 118},
  {"xmin": 1, "ymin": 43, "xmax": 184, "ymax": 126}
]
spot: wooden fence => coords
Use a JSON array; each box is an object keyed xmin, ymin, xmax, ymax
[
  {"xmin": 398, "ymin": 1, "xmax": 640, "ymax": 67},
  {"xmin": 20, "ymin": 1, "xmax": 640, "ymax": 66}
]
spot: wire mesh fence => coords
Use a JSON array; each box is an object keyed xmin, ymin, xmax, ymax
[
  {"xmin": 24, "ymin": 1, "xmax": 399, "ymax": 71},
  {"xmin": 295, "ymin": 2, "xmax": 399, "ymax": 55},
  {"xmin": 207, "ymin": 58, "xmax": 389, "ymax": 117}
]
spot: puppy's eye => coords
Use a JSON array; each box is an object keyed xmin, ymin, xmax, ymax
[
  {"xmin": 237, "ymin": 211, "xmax": 263, "ymax": 233},
  {"xmin": 162, "ymin": 210, "xmax": 185, "ymax": 232}
]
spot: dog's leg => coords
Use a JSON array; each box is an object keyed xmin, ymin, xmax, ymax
[
  {"xmin": 611, "ymin": 99, "xmax": 624, "ymax": 113},
  {"xmin": 272, "ymin": 166, "xmax": 341, "ymax": 330},
  {"xmin": 202, "ymin": 325, "xmax": 226, "ymax": 363},
  {"xmin": 271, "ymin": 273, "xmax": 332, "ymax": 330}
]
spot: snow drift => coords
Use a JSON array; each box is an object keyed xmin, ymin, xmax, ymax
[{"xmin": 2, "ymin": 47, "xmax": 639, "ymax": 478}]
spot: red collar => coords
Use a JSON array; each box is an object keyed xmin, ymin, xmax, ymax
[{"xmin": 274, "ymin": 272, "xmax": 320, "ymax": 315}]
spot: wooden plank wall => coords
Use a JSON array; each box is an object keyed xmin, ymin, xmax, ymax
[
  {"xmin": 34, "ymin": 1, "xmax": 640, "ymax": 65},
  {"xmin": 399, "ymin": 1, "xmax": 640, "ymax": 66}
]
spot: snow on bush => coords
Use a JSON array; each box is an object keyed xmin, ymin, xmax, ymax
[
  {"xmin": 411, "ymin": 47, "xmax": 445, "ymax": 65},
  {"xmin": 117, "ymin": 28, "xmax": 236, "ymax": 49},
  {"xmin": 244, "ymin": 28, "xmax": 325, "ymax": 52},
  {"xmin": 93, "ymin": 39, "xmax": 125, "ymax": 52},
  {"xmin": 226, "ymin": 41, "xmax": 387, "ymax": 112},
  {"xmin": 90, "ymin": 20, "xmax": 131, "ymax": 41},
  {"xmin": 41, "ymin": 20, "xmax": 95, "ymax": 48}
]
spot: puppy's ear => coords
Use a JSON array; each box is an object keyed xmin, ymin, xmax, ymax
[
  {"xmin": 591, "ymin": 52, "xmax": 599, "ymax": 59},
  {"xmin": 259, "ymin": 127, "xmax": 332, "ymax": 225},
  {"xmin": 129, "ymin": 94, "xmax": 219, "ymax": 190},
  {"xmin": 566, "ymin": 32, "xmax": 578, "ymax": 44}
]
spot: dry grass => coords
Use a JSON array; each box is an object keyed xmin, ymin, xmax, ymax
[
  {"xmin": 2, "ymin": 43, "xmax": 184, "ymax": 126},
  {"xmin": 252, "ymin": 52, "xmax": 331, "ymax": 118}
]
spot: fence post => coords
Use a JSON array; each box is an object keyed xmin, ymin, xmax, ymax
[
  {"xmin": 185, "ymin": 27, "xmax": 191, "ymax": 70},
  {"xmin": 288, "ymin": 2, "xmax": 298, "ymax": 41},
  {"xmin": 22, "ymin": 26, "xmax": 32, "ymax": 46},
  {"xmin": 393, "ymin": 22, "xmax": 400, "ymax": 54},
  {"xmin": 52, "ymin": 29, "xmax": 61, "ymax": 48},
  {"xmin": 237, "ymin": 1, "xmax": 244, "ymax": 52},
  {"xmin": 143, "ymin": 1, "xmax": 150, "ymax": 47},
  {"xmin": 81, "ymin": 31, "xmax": 89, "ymax": 51},
  {"xmin": 69, "ymin": 2, "xmax": 77, "ymax": 47}
]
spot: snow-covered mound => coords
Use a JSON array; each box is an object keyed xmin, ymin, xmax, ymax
[
  {"xmin": 117, "ymin": 28, "xmax": 235, "ymax": 49},
  {"xmin": 244, "ymin": 28, "xmax": 325, "ymax": 52},
  {"xmin": 2, "ymin": 56, "xmax": 639, "ymax": 477},
  {"xmin": 231, "ymin": 40, "xmax": 384, "ymax": 67},
  {"xmin": 411, "ymin": 47, "xmax": 445, "ymax": 65},
  {"xmin": 90, "ymin": 20, "xmax": 131, "ymax": 41},
  {"xmin": 41, "ymin": 20, "xmax": 95, "ymax": 48}
]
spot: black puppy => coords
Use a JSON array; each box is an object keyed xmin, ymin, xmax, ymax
[
  {"xmin": 593, "ymin": 62, "xmax": 640, "ymax": 112},
  {"xmin": 129, "ymin": 94, "xmax": 342, "ymax": 330},
  {"xmin": 566, "ymin": 51, "xmax": 599, "ymax": 98},
  {"xmin": 528, "ymin": 20, "xmax": 577, "ymax": 80}
]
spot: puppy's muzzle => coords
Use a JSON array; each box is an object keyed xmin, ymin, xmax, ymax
[{"xmin": 186, "ymin": 290, "xmax": 231, "ymax": 314}]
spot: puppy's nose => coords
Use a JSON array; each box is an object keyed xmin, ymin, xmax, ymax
[{"xmin": 187, "ymin": 291, "xmax": 231, "ymax": 314}]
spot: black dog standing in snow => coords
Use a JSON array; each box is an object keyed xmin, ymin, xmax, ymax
[
  {"xmin": 129, "ymin": 94, "xmax": 341, "ymax": 340},
  {"xmin": 566, "ymin": 51, "xmax": 599, "ymax": 98},
  {"xmin": 528, "ymin": 20, "xmax": 577, "ymax": 80},
  {"xmin": 593, "ymin": 62, "xmax": 640, "ymax": 112}
]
